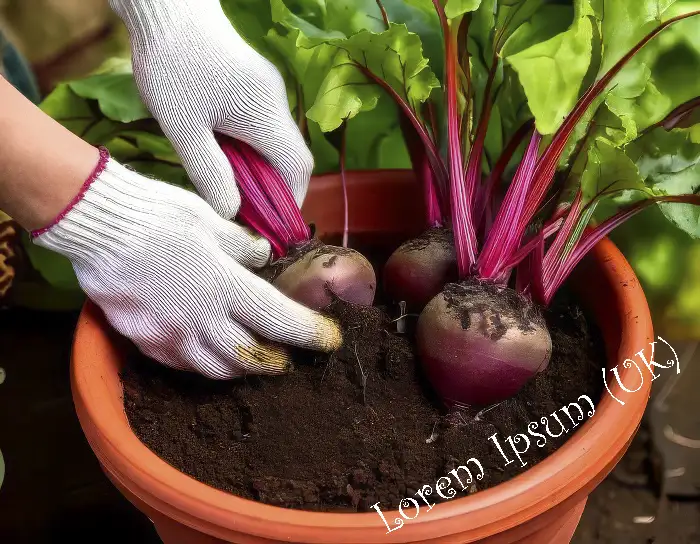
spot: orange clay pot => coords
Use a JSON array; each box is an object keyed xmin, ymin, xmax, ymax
[{"xmin": 71, "ymin": 170, "xmax": 653, "ymax": 543}]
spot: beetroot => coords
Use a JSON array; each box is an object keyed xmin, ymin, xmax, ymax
[
  {"xmin": 402, "ymin": 4, "xmax": 700, "ymax": 407},
  {"xmin": 269, "ymin": 243, "xmax": 376, "ymax": 311},
  {"xmin": 216, "ymin": 6, "xmax": 700, "ymax": 407},
  {"xmin": 380, "ymin": 5, "xmax": 700, "ymax": 409},
  {"xmin": 383, "ymin": 228, "xmax": 456, "ymax": 311},
  {"xmin": 220, "ymin": 138, "xmax": 376, "ymax": 311},
  {"xmin": 417, "ymin": 282, "xmax": 551, "ymax": 407}
]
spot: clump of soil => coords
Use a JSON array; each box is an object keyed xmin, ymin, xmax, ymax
[
  {"xmin": 122, "ymin": 288, "xmax": 604, "ymax": 512},
  {"xmin": 257, "ymin": 238, "xmax": 323, "ymax": 282},
  {"xmin": 442, "ymin": 280, "xmax": 545, "ymax": 340},
  {"xmin": 258, "ymin": 238, "xmax": 358, "ymax": 283},
  {"xmin": 397, "ymin": 227, "xmax": 454, "ymax": 252}
]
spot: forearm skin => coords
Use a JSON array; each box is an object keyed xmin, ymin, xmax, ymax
[{"xmin": 0, "ymin": 77, "xmax": 98, "ymax": 231}]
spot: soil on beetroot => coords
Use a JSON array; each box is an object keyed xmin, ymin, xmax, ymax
[
  {"xmin": 258, "ymin": 238, "xmax": 323, "ymax": 282},
  {"xmin": 122, "ymin": 277, "xmax": 604, "ymax": 512},
  {"xmin": 441, "ymin": 280, "xmax": 546, "ymax": 340},
  {"xmin": 397, "ymin": 226, "xmax": 454, "ymax": 252},
  {"xmin": 259, "ymin": 238, "xmax": 358, "ymax": 283}
]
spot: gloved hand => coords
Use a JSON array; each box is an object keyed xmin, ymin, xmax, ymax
[
  {"xmin": 33, "ymin": 150, "xmax": 341, "ymax": 379},
  {"xmin": 109, "ymin": 0, "xmax": 313, "ymax": 220}
]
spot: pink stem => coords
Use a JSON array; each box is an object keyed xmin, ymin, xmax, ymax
[
  {"xmin": 424, "ymin": 166, "xmax": 443, "ymax": 227},
  {"xmin": 476, "ymin": 119, "xmax": 534, "ymax": 233},
  {"xmin": 464, "ymin": 55, "xmax": 498, "ymax": 192},
  {"xmin": 540, "ymin": 191, "xmax": 583, "ymax": 284},
  {"xmin": 376, "ymin": 0, "xmax": 390, "ymax": 28},
  {"xmin": 340, "ymin": 125, "xmax": 349, "ymax": 248},
  {"xmin": 515, "ymin": 230, "xmax": 545, "ymax": 301},
  {"xmin": 498, "ymin": 205, "xmax": 569, "ymax": 275},
  {"xmin": 433, "ymin": 0, "xmax": 479, "ymax": 277},
  {"xmin": 519, "ymin": 9, "xmax": 700, "ymax": 236},
  {"xmin": 541, "ymin": 194, "xmax": 700, "ymax": 304},
  {"xmin": 219, "ymin": 137, "xmax": 311, "ymax": 258},
  {"xmin": 477, "ymin": 131, "xmax": 542, "ymax": 280},
  {"xmin": 235, "ymin": 141, "xmax": 310, "ymax": 242},
  {"xmin": 400, "ymin": 112, "xmax": 445, "ymax": 226}
]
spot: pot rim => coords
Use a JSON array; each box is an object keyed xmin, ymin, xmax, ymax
[{"xmin": 71, "ymin": 170, "xmax": 654, "ymax": 543}]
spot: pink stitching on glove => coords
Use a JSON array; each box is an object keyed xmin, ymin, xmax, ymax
[{"xmin": 30, "ymin": 146, "xmax": 111, "ymax": 239}]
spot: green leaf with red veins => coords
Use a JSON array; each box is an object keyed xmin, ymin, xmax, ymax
[
  {"xmin": 598, "ymin": 0, "xmax": 679, "ymax": 74},
  {"xmin": 577, "ymin": 125, "xmax": 700, "ymax": 240},
  {"xmin": 504, "ymin": 0, "xmax": 595, "ymax": 135},
  {"xmin": 306, "ymin": 24, "xmax": 439, "ymax": 132},
  {"xmin": 626, "ymin": 125, "xmax": 700, "ymax": 237},
  {"xmin": 626, "ymin": 119, "xmax": 700, "ymax": 183},
  {"xmin": 580, "ymin": 139, "xmax": 649, "ymax": 206},
  {"xmin": 578, "ymin": 2, "xmax": 699, "ymax": 150},
  {"xmin": 324, "ymin": 0, "xmax": 387, "ymax": 34},
  {"xmin": 306, "ymin": 53, "xmax": 382, "ymax": 132},
  {"xmin": 605, "ymin": 71, "xmax": 673, "ymax": 144},
  {"xmin": 558, "ymin": 3, "xmax": 700, "ymax": 169},
  {"xmin": 382, "ymin": 0, "xmax": 444, "ymax": 80}
]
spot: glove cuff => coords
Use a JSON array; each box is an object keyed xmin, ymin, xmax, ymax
[
  {"xmin": 109, "ymin": 0, "xmax": 229, "ymax": 42},
  {"xmin": 30, "ymin": 146, "xmax": 110, "ymax": 239},
  {"xmin": 31, "ymin": 153, "xmax": 173, "ymax": 262}
]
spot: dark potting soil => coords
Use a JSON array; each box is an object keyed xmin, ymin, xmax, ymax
[
  {"xmin": 441, "ymin": 280, "xmax": 547, "ymax": 341},
  {"xmin": 121, "ymin": 282, "xmax": 605, "ymax": 513}
]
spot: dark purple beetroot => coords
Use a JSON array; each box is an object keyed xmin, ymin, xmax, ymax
[
  {"xmin": 417, "ymin": 280, "xmax": 552, "ymax": 407},
  {"xmin": 383, "ymin": 228, "xmax": 457, "ymax": 311}
]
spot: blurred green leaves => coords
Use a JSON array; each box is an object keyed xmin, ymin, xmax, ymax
[
  {"xmin": 40, "ymin": 58, "xmax": 190, "ymax": 188},
  {"xmin": 67, "ymin": 61, "xmax": 150, "ymax": 123}
]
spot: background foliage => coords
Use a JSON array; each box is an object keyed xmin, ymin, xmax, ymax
[{"xmin": 1, "ymin": 0, "xmax": 698, "ymax": 337}]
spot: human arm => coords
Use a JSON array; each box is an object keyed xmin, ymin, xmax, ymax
[
  {"xmin": 0, "ymin": 76, "xmax": 98, "ymax": 230},
  {"xmin": 109, "ymin": 0, "xmax": 313, "ymax": 219},
  {"xmin": 0, "ymin": 77, "xmax": 341, "ymax": 377}
]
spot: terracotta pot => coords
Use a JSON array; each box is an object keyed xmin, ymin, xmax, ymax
[{"xmin": 71, "ymin": 170, "xmax": 653, "ymax": 543}]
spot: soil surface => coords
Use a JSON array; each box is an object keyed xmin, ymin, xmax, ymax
[
  {"xmin": 122, "ymin": 288, "xmax": 604, "ymax": 512},
  {"xmin": 2, "ymin": 308, "xmax": 695, "ymax": 543}
]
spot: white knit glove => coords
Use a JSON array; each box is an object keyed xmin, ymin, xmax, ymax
[
  {"xmin": 109, "ymin": 0, "xmax": 313, "ymax": 220},
  {"xmin": 33, "ymin": 152, "xmax": 341, "ymax": 379}
]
